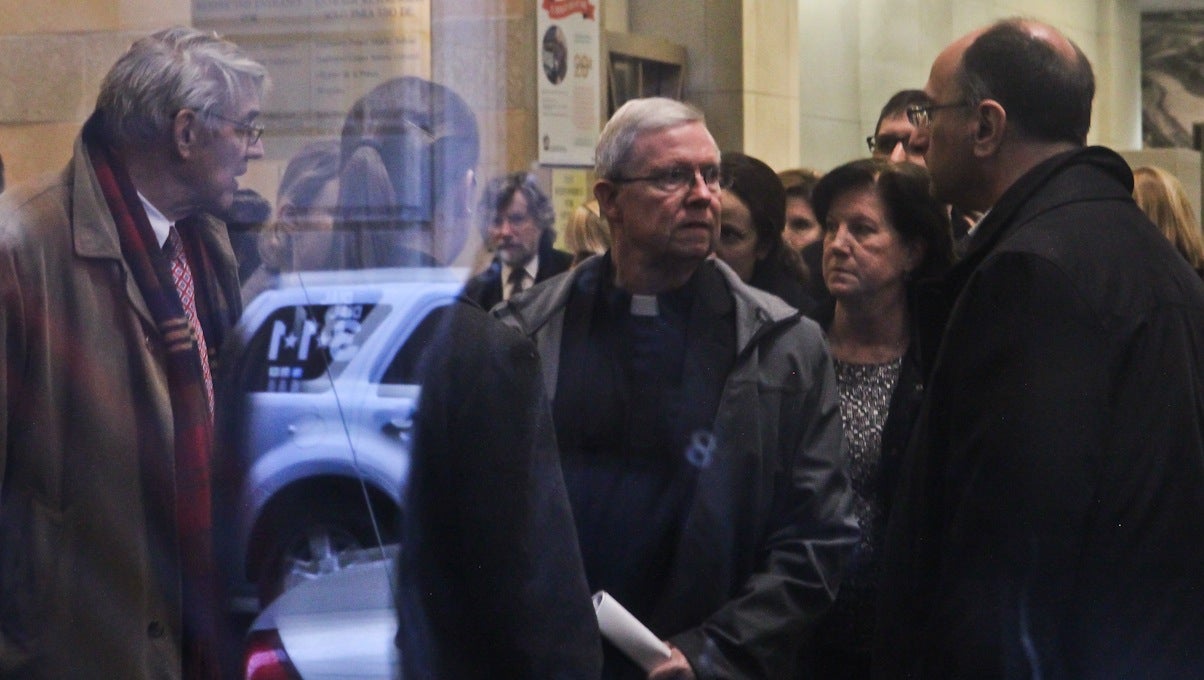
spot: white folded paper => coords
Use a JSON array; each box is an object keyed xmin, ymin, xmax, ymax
[{"xmin": 592, "ymin": 590, "xmax": 672, "ymax": 672}]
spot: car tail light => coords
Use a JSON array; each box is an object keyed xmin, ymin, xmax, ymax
[{"xmin": 244, "ymin": 629, "xmax": 302, "ymax": 680}]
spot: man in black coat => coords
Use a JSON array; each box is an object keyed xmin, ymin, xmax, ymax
[
  {"xmin": 876, "ymin": 18, "xmax": 1204, "ymax": 678},
  {"xmin": 463, "ymin": 172, "xmax": 573, "ymax": 310},
  {"xmin": 397, "ymin": 297, "xmax": 602, "ymax": 678}
]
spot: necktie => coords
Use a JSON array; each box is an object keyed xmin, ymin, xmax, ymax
[
  {"xmin": 164, "ymin": 226, "xmax": 214, "ymax": 417},
  {"xmin": 507, "ymin": 266, "xmax": 528, "ymax": 300}
]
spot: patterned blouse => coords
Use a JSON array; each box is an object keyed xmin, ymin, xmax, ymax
[{"xmin": 815, "ymin": 356, "xmax": 903, "ymax": 655}]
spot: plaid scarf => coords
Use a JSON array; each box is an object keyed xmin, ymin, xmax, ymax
[{"xmin": 83, "ymin": 112, "xmax": 223, "ymax": 680}]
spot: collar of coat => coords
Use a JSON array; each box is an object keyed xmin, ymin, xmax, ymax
[
  {"xmin": 495, "ymin": 252, "xmax": 803, "ymax": 357},
  {"xmin": 64, "ymin": 113, "xmax": 241, "ymax": 352},
  {"xmin": 954, "ymin": 145, "xmax": 1134, "ymax": 274}
]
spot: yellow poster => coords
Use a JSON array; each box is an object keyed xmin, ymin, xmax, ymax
[{"xmin": 550, "ymin": 168, "xmax": 591, "ymax": 247}]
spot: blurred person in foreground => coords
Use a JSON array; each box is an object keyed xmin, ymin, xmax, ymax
[
  {"xmin": 1132, "ymin": 164, "xmax": 1204, "ymax": 278},
  {"xmin": 803, "ymin": 158, "xmax": 952, "ymax": 677},
  {"xmin": 354, "ymin": 77, "xmax": 604, "ymax": 677},
  {"xmin": 0, "ymin": 27, "xmax": 265, "ymax": 678},
  {"xmin": 495, "ymin": 96, "xmax": 857, "ymax": 679},
  {"xmin": 877, "ymin": 18, "xmax": 1204, "ymax": 678},
  {"xmin": 716, "ymin": 151, "xmax": 815, "ymax": 314},
  {"xmin": 463, "ymin": 171, "xmax": 572, "ymax": 309},
  {"xmin": 240, "ymin": 139, "xmax": 341, "ymax": 303}
]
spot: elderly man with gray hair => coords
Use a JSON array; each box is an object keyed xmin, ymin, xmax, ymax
[
  {"xmin": 495, "ymin": 97, "xmax": 857, "ymax": 679},
  {"xmin": 0, "ymin": 27, "xmax": 266, "ymax": 678}
]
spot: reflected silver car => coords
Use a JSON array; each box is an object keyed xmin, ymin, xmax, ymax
[{"xmin": 225, "ymin": 267, "xmax": 462, "ymax": 605}]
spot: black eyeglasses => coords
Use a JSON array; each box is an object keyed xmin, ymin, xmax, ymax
[
  {"xmin": 208, "ymin": 111, "xmax": 265, "ymax": 145},
  {"xmin": 610, "ymin": 164, "xmax": 732, "ymax": 193},
  {"xmin": 906, "ymin": 101, "xmax": 970, "ymax": 129},
  {"xmin": 866, "ymin": 133, "xmax": 913, "ymax": 154}
]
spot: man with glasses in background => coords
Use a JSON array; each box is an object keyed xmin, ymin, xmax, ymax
[
  {"xmin": 495, "ymin": 97, "xmax": 857, "ymax": 679},
  {"xmin": 0, "ymin": 27, "xmax": 266, "ymax": 678},
  {"xmin": 866, "ymin": 88, "xmax": 978, "ymax": 243},
  {"xmin": 463, "ymin": 171, "xmax": 572, "ymax": 310},
  {"xmin": 876, "ymin": 18, "xmax": 1204, "ymax": 678},
  {"xmin": 866, "ymin": 89, "xmax": 931, "ymax": 165}
]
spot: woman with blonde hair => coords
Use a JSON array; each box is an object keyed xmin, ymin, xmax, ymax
[
  {"xmin": 1132, "ymin": 164, "xmax": 1204, "ymax": 278},
  {"xmin": 563, "ymin": 199, "xmax": 610, "ymax": 265}
]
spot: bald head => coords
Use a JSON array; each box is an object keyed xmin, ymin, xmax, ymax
[
  {"xmin": 955, "ymin": 18, "xmax": 1094, "ymax": 144},
  {"xmin": 916, "ymin": 19, "xmax": 1092, "ymax": 211}
]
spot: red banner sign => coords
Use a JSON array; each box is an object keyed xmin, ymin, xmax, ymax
[{"xmin": 542, "ymin": 0, "xmax": 595, "ymax": 20}]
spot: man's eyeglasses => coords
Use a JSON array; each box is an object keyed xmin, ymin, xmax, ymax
[
  {"xmin": 208, "ymin": 111, "xmax": 265, "ymax": 145},
  {"xmin": 866, "ymin": 133, "xmax": 913, "ymax": 155},
  {"xmin": 610, "ymin": 164, "xmax": 732, "ymax": 193},
  {"xmin": 906, "ymin": 101, "xmax": 970, "ymax": 129}
]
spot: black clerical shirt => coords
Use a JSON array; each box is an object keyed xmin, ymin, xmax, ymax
[{"xmin": 553, "ymin": 256, "xmax": 736, "ymax": 624}]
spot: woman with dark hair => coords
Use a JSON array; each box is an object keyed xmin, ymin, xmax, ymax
[
  {"xmin": 240, "ymin": 140, "xmax": 341, "ymax": 302},
  {"xmin": 805, "ymin": 157, "xmax": 953, "ymax": 678},
  {"xmin": 716, "ymin": 151, "xmax": 815, "ymax": 314}
]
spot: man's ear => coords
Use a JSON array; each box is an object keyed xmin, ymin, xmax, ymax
[
  {"xmin": 173, "ymin": 109, "xmax": 200, "ymax": 159},
  {"xmin": 971, "ymin": 99, "xmax": 1007, "ymax": 157},
  {"xmin": 594, "ymin": 180, "xmax": 621, "ymax": 224}
]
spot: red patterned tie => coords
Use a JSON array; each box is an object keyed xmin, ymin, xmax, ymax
[{"xmin": 164, "ymin": 226, "xmax": 214, "ymax": 417}]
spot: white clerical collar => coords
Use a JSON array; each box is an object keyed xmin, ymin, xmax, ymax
[
  {"xmin": 137, "ymin": 192, "xmax": 173, "ymax": 248},
  {"xmin": 630, "ymin": 294, "xmax": 659, "ymax": 316}
]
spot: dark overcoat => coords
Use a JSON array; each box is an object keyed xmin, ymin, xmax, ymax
[
  {"xmin": 876, "ymin": 147, "xmax": 1204, "ymax": 678},
  {"xmin": 462, "ymin": 244, "xmax": 572, "ymax": 311},
  {"xmin": 396, "ymin": 297, "xmax": 602, "ymax": 678}
]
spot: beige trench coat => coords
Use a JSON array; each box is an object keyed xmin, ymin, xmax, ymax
[{"xmin": 0, "ymin": 133, "xmax": 241, "ymax": 678}]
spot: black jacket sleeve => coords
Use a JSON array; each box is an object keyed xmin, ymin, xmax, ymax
[{"xmin": 397, "ymin": 300, "xmax": 602, "ymax": 679}]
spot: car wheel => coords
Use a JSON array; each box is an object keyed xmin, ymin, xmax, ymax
[{"xmin": 256, "ymin": 497, "xmax": 389, "ymax": 605}]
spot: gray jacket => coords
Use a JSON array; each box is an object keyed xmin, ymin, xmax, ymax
[{"xmin": 495, "ymin": 255, "xmax": 859, "ymax": 679}]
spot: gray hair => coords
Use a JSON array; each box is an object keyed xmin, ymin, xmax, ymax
[
  {"xmin": 594, "ymin": 97, "xmax": 712, "ymax": 179},
  {"xmin": 96, "ymin": 26, "xmax": 269, "ymax": 149}
]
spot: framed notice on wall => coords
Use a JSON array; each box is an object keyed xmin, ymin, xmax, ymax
[
  {"xmin": 194, "ymin": 0, "xmax": 431, "ymax": 146},
  {"xmin": 537, "ymin": 0, "xmax": 603, "ymax": 166}
]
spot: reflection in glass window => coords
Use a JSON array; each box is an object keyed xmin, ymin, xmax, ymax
[{"xmin": 240, "ymin": 302, "xmax": 384, "ymax": 392}]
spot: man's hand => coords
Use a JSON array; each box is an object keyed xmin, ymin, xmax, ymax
[{"xmin": 647, "ymin": 644, "xmax": 695, "ymax": 680}]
